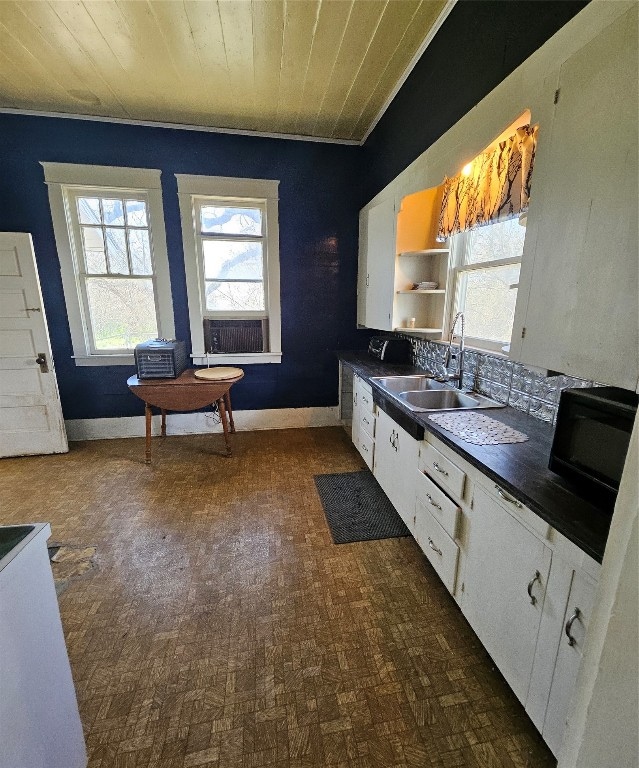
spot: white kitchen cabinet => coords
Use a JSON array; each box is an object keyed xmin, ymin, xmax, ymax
[
  {"xmin": 510, "ymin": 9, "xmax": 638, "ymax": 389},
  {"xmin": 413, "ymin": 499, "xmax": 460, "ymax": 594},
  {"xmin": 358, "ymin": 186, "xmax": 449, "ymax": 335},
  {"xmin": 542, "ymin": 567, "xmax": 598, "ymax": 756},
  {"xmin": 0, "ymin": 524, "xmax": 86, "ymax": 768},
  {"xmin": 462, "ymin": 483, "xmax": 552, "ymax": 704},
  {"xmin": 352, "ymin": 375, "xmax": 375, "ymax": 470},
  {"xmin": 359, "ymin": 196, "xmax": 396, "ymax": 331},
  {"xmin": 351, "ymin": 377, "xmax": 360, "ymax": 449},
  {"xmin": 373, "ymin": 407, "xmax": 419, "ymax": 528}
]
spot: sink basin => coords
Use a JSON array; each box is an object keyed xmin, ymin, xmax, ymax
[
  {"xmin": 398, "ymin": 390, "xmax": 480, "ymax": 410},
  {"xmin": 370, "ymin": 374, "xmax": 505, "ymax": 412},
  {"xmin": 0, "ymin": 525, "xmax": 35, "ymax": 562},
  {"xmin": 370, "ymin": 375, "xmax": 445, "ymax": 393}
]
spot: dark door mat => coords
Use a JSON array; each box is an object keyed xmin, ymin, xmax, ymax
[{"xmin": 314, "ymin": 470, "xmax": 410, "ymax": 544}]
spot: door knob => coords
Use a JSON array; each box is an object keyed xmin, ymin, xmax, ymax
[{"xmin": 35, "ymin": 352, "xmax": 49, "ymax": 373}]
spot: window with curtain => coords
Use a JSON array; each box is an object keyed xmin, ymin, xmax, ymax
[
  {"xmin": 440, "ymin": 124, "xmax": 537, "ymax": 352},
  {"xmin": 437, "ymin": 125, "xmax": 537, "ymax": 241}
]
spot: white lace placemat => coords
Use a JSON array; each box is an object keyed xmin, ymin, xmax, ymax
[{"xmin": 427, "ymin": 412, "xmax": 529, "ymax": 445}]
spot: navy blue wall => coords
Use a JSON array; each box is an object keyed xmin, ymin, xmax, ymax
[
  {"xmin": 0, "ymin": 2, "xmax": 588, "ymax": 421},
  {"xmin": 0, "ymin": 115, "xmax": 370, "ymax": 419},
  {"xmin": 362, "ymin": 0, "xmax": 588, "ymax": 199}
]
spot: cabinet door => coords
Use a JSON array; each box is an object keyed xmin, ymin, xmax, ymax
[
  {"xmin": 373, "ymin": 408, "xmax": 397, "ymax": 507},
  {"xmin": 373, "ymin": 408, "xmax": 419, "ymax": 529},
  {"xmin": 462, "ymin": 485, "xmax": 552, "ymax": 704},
  {"xmin": 351, "ymin": 376, "xmax": 360, "ymax": 448},
  {"xmin": 363, "ymin": 197, "xmax": 396, "ymax": 331},
  {"xmin": 511, "ymin": 10, "xmax": 638, "ymax": 389},
  {"xmin": 543, "ymin": 570, "xmax": 597, "ymax": 756},
  {"xmin": 392, "ymin": 419, "xmax": 419, "ymax": 528}
]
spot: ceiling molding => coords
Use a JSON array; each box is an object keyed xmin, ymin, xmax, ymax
[
  {"xmin": 0, "ymin": 108, "xmax": 361, "ymax": 146},
  {"xmin": 360, "ymin": 0, "xmax": 458, "ymax": 145}
]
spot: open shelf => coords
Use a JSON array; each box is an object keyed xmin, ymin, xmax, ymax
[
  {"xmin": 394, "ymin": 327, "xmax": 443, "ymax": 334},
  {"xmin": 396, "ymin": 289, "xmax": 445, "ymax": 295},
  {"xmin": 398, "ymin": 248, "xmax": 449, "ymax": 257}
]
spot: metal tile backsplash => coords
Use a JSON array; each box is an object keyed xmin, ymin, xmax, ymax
[{"xmin": 403, "ymin": 337, "xmax": 596, "ymax": 424}]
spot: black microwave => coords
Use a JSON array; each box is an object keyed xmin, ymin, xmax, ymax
[{"xmin": 549, "ymin": 386, "xmax": 638, "ymax": 508}]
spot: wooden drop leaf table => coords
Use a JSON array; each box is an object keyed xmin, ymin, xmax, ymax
[{"xmin": 127, "ymin": 368, "xmax": 244, "ymax": 463}]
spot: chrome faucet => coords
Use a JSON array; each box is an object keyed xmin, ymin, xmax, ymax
[{"xmin": 440, "ymin": 311, "xmax": 465, "ymax": 389}]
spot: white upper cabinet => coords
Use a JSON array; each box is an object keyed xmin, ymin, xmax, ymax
[
  {"xmin": 511, "ymin": 9, "xmax": 638, "ymax": 390},
  {"xmin": 358, "ymin": 196, "xmax": 396, "ymax": 331},
  {"xmin": 358, "ymin": 186, "xmax": 449, "ymax": 335}
]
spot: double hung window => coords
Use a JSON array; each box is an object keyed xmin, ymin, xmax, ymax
[
  {"xmin": 449, "ymin": 217, "xmax": 525, "ymax": 352},
  {"xmin": 177, "ymin": 175, "xmax": 281, "ymax": 364},
  {"xmin": 43, "ymin": 164, "xmax": 174, "ymax": 365}
]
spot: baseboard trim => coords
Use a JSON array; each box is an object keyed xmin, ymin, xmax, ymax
[{"xmin": 65, "ymin": 407, "xmax": 341, "ymax": 441}]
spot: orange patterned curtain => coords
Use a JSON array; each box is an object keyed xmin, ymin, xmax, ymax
[{"xmin": 436, "ymin": 125, "xmax": 538, "ymax": 241}]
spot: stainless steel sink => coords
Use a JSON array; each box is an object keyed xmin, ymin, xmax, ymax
[
  {"xmin": 370, "ymin": 375, "xmax": 446, "ymax": 393},
  {"xmin": 370, "ymin": 375, "xmax": 505, "ymax": 412}
]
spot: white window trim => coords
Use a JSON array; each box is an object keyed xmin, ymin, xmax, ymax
[
  {"xmin": 42, "ymin": 162, "xmax": 174, "ymax": 366},
  {"xmin": 445, "ymin": 227, "xmax": 522, "ymax": 354},
  {"xmin": 176, "ymin": 174, "xmax": 281, "ymax": 365}
]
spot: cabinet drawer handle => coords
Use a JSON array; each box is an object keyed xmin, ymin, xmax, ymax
[
  {"xmin": 433, "ymin": 461, "xmax": 448, "ymax": 476},
  {"xmin": 362, "ymin": 444, "xmax": 369, "ymax": 454},
  {"xmin": 527, "ymin": 570, "xmax": 541, "ymax": 605},
  {"xmin": 362, "ymin": 395, "xmax": 370, "ymax": 405},
  {"xmin": 428, "ymin": 537, "xmax": 442, "ymax": 556},
  {"xmin": 363, "ymin": 416, "xmax": 370, "ymax": 427},
  {"xmin": 495, "ymin": 485, "xmax": 523, "ymax": 508},
  {"xmin": 425, "ymin": 493, "xmax": 442, "ymax": 511},
  {"xmin": 565, "ymin": 607, "xmax": 581, "ymax": 646}
]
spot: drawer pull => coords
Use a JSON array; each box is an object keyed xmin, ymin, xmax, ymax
[
  {"xmin": 527, "ymin": 570, "xmax": 541, "ymax": 605},
  {"xmin": 428, "ymin": 537, "xmax": 442, "ymax": 556},
  {"xmin": 362, "ymin": 444, "xmax": 369, "ymax": 454},
  {"xmin": 425, "ymin": 493, "xmax": 442, "ymax": 511},
  {"xmin": 565, "ymin": 607, "xmax": 581, "ymax": 646},
  {"xmin": 495, "ymin": 485, "xmax": 523, "ymax": 508},
  {"xmin": 433, "ymin": 462, "xmax": 448, "ymax": 476}
]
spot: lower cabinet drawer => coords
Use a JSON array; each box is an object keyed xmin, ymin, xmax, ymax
[
  {"xmin": 358, "ymin": 430, "xmax": 374, "ymax": 470},
  {"xmin": 414, "ymin": 502, "xmax": 460, "ymax": 594},
  {"xmin": 420, "ymin": 442, "xmax": 466, "ymax": 501},
  {"xmin": 358, "ymin": 382, "xmax": 375, "ymax": 417},
  {"xmin": 415, "ymin": 470, "xmax": 460, "ymax": 539},
  {"xmin": 360, "ymin": 411, "xmax": 376, "ymax": 438}
]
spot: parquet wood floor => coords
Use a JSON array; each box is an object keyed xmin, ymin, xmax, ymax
[{"xmin": 1, "ymin": 428, "xmax": 556, "ymax": 768}]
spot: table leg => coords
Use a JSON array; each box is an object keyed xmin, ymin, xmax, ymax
[
  {"xmin": 161, "ymin": 409, "xmax": 166, "ymax": 437},
  {"xmin": 224, "ymin": 391, "xmax": 236, "ymax": 433},
  {"xmin": 217, "ymin": 397, "xmax": 232, "ymax": 457},
  {"xmin": 145, "ymin": 403, "xmax": 152, "ymax": 464}
]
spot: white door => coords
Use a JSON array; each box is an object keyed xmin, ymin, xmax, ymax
[
  {"xmin": 373, "ymin": 408, "xmax": 398, "ymax": 509},
  {"xmin": 542, "ymin": 570, "xmax": 597, "ymax": 756},
  {"xmin": 462, "ymin": 485, "xmax": 552, "ymax": 704},
  {"xmin": 392, "ymin": 420, "xmax": 419, "ymax": 528},
  {"xmin": 510, "ymin": 9, "xmax": 638, "ymax": 389},
  {"xmin": 0, "ymin": 233, "xmax": 68, "ymax": 457},
  {"xmin": 364, "ymin": 197, "xmax": 396, "ymax": 331}
]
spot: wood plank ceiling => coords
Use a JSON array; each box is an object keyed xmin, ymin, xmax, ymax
[{"xmin": 0, "ymin": 0, "xmax": 452, "ymax": 142}]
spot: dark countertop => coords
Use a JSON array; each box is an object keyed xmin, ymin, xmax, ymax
[{"xmin": 340, "ymin": 352, "xmax": 611, "ymax": 562}]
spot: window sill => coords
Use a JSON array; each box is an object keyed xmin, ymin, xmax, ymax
[
  {"xmin": 72, "ymin": 354, "xmax": 135, "ymax": 366},
  {"xmin": 191, "ymin": 352, "xmax": 282, "ymax": 365}
]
